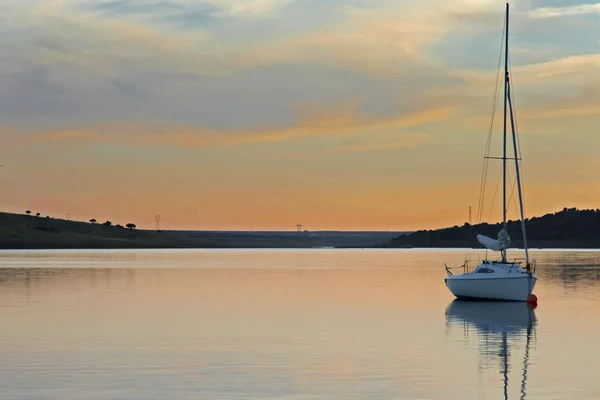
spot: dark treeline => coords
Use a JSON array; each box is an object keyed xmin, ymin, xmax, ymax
[{"xmin": 383, "ymin": 208, "xmax": 600, "ymax": 249}]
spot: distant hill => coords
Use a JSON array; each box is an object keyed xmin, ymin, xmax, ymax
[
  {"xmin": 0, "ymin": 211, "xmax": 404, "ymax": 249},
  {"xmin": 0, "ymin": 212, "xmax": 223, "ymax": 249},
  {"xmin": 382, "ymin": 208, "xmax": 600, "ymax": 249}
]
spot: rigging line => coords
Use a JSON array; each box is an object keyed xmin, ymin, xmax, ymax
[
  {"xmin": 512, "ymin": 182, "xmax": 520, "ymax": 219},
  {"xmin": 477, "ymin": 36, "xmax": 505, "ymax": 224},
  {"xmin": 477, "ymin": 15, "xmax": 506, "ymax": 224},
  {"xmin": 506, "ymin": 168, "xmax": 520, "ymax": 218},
  {"xmin": 508, "ymin": 59, "xmax": 523, "ymax": 163},
  {"xmin": 508, "ymin": 53, "xmax": 522, "ymax": 158},
  {"xmin": 487, "ymin": 166, "xmax": 503, "ymax": 222},
  {"xmin": 508, "ymin": 52, "xmax": 528, "ymax": 220}
]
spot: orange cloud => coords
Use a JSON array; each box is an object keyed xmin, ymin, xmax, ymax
[
  {"xmin": 524, "ymin": 86, "xmax": 600, "ymax": 120},
  {"xmin": 334, "ymin": 133, "xmax": 430, "ymax": 153},
  {"xmin": 5, "ymin": 101, "xmax": 455, "ymax": 151}
]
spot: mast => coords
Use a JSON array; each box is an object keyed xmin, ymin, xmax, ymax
[
  {"xmin": 505, "ymin": 4, "xmax": 530, "ymax": 266},
  {"xmin": 519, "ymin": 311, "xmax": 534, "ymax": 400},
  {"xmin": 508, "ymin": 75, "xmax": 530, "ymax": 266},
  {"xmin": 502, "ymin": 2, "xmax": 509, "ymax": 262},
  {"xmin": 502, "ymin": 331, "xmax": 509, "ymax": 400}
]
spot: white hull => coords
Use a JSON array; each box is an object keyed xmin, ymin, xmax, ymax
[
  {"xmin": 446, "ymin": 274, "xmax": 536, "ymax": 301},
  {"xmin": 445, "ymin": 262, "xmax": 536, "ymax": 301}
]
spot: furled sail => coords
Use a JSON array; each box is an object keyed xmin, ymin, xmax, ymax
[{"xmin": 477, "ymin": 229, "xmax": 511, "ymax": 251}]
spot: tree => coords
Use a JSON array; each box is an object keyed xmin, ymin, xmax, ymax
[
  {"xmin": 90, "ymin": 219, "xmax": 97, "ymax": 224},
  {"xmin": 25, "ymin": 210, "xmax": 31, "ymax": 215},
  {"xmin": 36, "ymin": 213, "xmax": 40, "ymax": 217},
  {"xmin": 126, "ymin": 223, "xmax": 136, "ymax": 230},
  {"xmin": 103, "ymin": 220, "xmax": 112, "ymax": 226}
]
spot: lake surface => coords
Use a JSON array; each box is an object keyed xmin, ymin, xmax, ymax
[{"xmin": 0, "ymin": 249, "xmax": 599, "ymax": 399}]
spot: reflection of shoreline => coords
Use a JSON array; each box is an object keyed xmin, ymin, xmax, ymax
[
  {"xmin": 533, "ymin": 251, "xmax": 600, "ymax": 287},
  {"xmin": 445, "ymin": 300, "xmax": 536, "ymax": 400},
  {"xmin": 0, "ymin": 268, "xmax": 137, "ymax": 300},
  {"xmin": 538, "ymin": 264, "xmax": 600, "ymax": 287}
]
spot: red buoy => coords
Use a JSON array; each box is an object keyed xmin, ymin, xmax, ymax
[{"xmin": 527, "ymin": 294, "xmax": 538, "ymax": 304}]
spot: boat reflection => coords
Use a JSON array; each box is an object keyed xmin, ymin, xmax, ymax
[{"xmin": 445, "ymin": 300, "xmax": 536, "ymax": 400}]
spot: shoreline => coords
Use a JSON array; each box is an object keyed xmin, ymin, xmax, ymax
[
  {"xmin": 2, "ymin": 208, "xmax": 599, "ymax": 251},
  {"xmin": 1, "ymin": 243, "xmax": 599, "ymax": 251},
  {"xmin": 0, "ymin": 211, "xmax": 403, "ymax": 250}
]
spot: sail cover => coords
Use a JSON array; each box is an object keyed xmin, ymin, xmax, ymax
[{"xmin": 477, "ymin": 229, "xmax": 511, "ymax": 251}]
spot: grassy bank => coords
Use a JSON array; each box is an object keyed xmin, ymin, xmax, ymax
[
  {"xmin": 0, "ymin": 212, "xmax": 221, "ymax": 249},
  {"xmin": 0, "ymin": 212, "xmax": 402, "ymax": 249}
]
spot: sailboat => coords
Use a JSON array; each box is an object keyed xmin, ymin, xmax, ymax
[{"xmin": 444, "ymin": 3, "xmax": 537, "ymax": 302}]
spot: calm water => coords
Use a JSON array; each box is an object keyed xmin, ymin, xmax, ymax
[{"xmin": 0, "ymin": 249, "xmax": 599, "ymax": 399}]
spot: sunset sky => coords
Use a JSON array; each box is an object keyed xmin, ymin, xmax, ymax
[{"xmin": 0, "ymin": 0, "xmax": 598, "ymax": 230}]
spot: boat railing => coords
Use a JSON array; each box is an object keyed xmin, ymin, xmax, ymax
[
  {"xmin": 528, "ymin": 259, "xmax": 537, "ymax": 274},
  {"xmin": 445, "ymin": 260, "xmax": 470, "ymax": 276},
  {"xmin": 510, "ymin": 258, "xmax": 537, "ymax": 274}
]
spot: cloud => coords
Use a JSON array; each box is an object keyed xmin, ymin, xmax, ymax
[
  {"xmin": 84, "ymin": 0, "xmax": 290, "ymax": 19},
  {"xmin": 24, "ymin": 4, "xmax": 208, "ymax": 71},
  {"xmin": 1, "ymin": 0, "xmax": 469, "ymax": 144},
  {"xmin": 110, "ymin": 78, "xmax": 148, "ymax": 98},
  {"xmin": 528, "ymin": 3, "xmax": 600, "ymax": 18},
  {"xmin": 515, "ymin": 54, "xmax": 600, "ymax": 82},
  {"xmin": 440, "ymin": 51, "xmax": 600, "ymax": 135},
  {"xmin": 420, "ymin": 1, "xmax": 600, "ymax": 70},
  {"xmin": 334, "ymin": 133, "xmax": 430, "ymax": 153},
  {"xmin": 211, "ymin": 0, "xmax": 290, "ymax": 17},
  {"xmin": 0, "ymin": 0, "xmax": 598, "ymax": 160},
  {"xmin": 1, "ymin": 101, "xmax": 454, "ymax": 152}
]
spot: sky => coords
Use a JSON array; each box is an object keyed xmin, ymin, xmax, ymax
[{"xmin": 0, "ymin": 0, "xmax": 598, "ymax": 230}]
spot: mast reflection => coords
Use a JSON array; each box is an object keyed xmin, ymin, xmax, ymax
[{"xmin": 445, "ymin": 300, "xmax": 536, "ymax": 400}]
